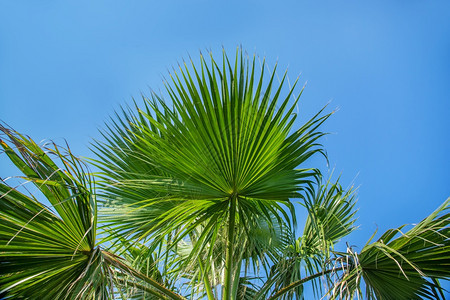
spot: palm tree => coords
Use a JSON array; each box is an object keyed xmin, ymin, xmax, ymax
[{"xmin": 1, "ymin": 49, "xmax": 449, "ymax": 299}]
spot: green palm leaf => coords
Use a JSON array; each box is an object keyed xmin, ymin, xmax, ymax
[
  {"xmin": 92, "ymin": 49, "xmax": 331, "ymax": 298},
  {"xmin": 0, "ymin": 126, "xmax": 185, "ymax": 299},
  {"xmin": 260, "ymin": 177, "xmax": 358, "ymax": 299},
  {"xmin": 331, "ymin": 198, "xmax": 450, "ymax": 299},
  {"xmin": 0, "ymin": 126, "xmax": 111, "ymax": 299}
]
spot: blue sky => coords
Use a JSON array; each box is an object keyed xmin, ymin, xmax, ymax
[{"xmin": 1, "ymin": 0, "xmax": 449, "ymax": 280}]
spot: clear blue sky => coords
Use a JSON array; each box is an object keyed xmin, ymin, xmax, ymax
[{"xmin": 1, "ymin": 0, "xmax": 449, "ymax": 269}]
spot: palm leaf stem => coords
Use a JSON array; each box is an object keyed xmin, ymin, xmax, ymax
[
  {"xmin": 103, "ymin": 251, "xmax": 186, "ymax": 300},
  {"xmin": 116, "ymin": 278, "xmax": 169, "ymax": 299},
  {"xmin": 266, "ymin": 268, "xmax": 334, "ymax": 300},
  {"xmin": 198, "ymin": 257, "xmax": 215, "ymax": 299},
  {"xmin": 223, "ymin": 195, "xmax": 237, "ymax": 300}
]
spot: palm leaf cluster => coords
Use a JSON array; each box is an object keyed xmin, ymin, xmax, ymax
[
  {"xmin": 331, "ymin": 198, "xmax": 450, "ymax": 299},
  {"xmin": 0, "ymin": 128, "xmax": 183, "ymax": 300},
  {"xmin": 1, "ymin": 50, "xmax": 449, "ymax": 299},
  {"xmin": 92, "ymin": 51, "xmax": 332, "ymax": 298},
  {"xmin": 263, "ymin": 179, "xmax": 358, "ymax": 299},
  {"xmin": 0, "ymin": 128, "xmax": 110, "ymax": 299}
]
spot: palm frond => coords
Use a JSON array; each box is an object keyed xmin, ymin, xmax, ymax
[
  {"xmin": 91, "ymin": 49, "xmax": 331, "ymax": 296},
  {"xmin": 0, "ymin": 126, "xmax": 112, "ymax": 299},
  {"xmin": 260, "ymin": 177, "xmax": 358, "ymax": 299},
  {"xmin": 331, "ymin": 198, "xmax": 450, "ymax": 300}
]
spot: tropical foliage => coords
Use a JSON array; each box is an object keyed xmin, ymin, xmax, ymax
[{"xmin": 1, "ymin": 50, "xmax": 449, "ymax": 299}]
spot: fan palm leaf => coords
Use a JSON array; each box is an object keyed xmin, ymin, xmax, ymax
[
  {"xmin": 0, "ymin": 126, "xmax": 111, "ymax": 299},
  {"xmin": 259, "ymin": 177, "xmax": 358, "ymax": 299},
  {"xmin": 330, "ymin": 198, "xmax": 450, "ymax": 299},
  {"xmin": 92, "ymin": 49, "xmax": 331, "ymax": 298},
  {"xmin": 0, "ymin": 127, "xmax": 184, "ymax": 300}
]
